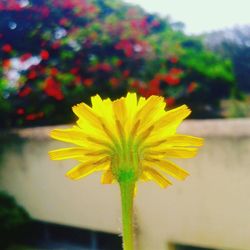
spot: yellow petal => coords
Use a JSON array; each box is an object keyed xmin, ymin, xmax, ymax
[
  {"xmin": 137, "ymin": 96, "xmax": 146, "ymax": 109},
  {"xmin": 73, "ymin": 96, "xmax": 106, "ymax": 137},
  {"xmin": 113, "ymin": 97, "xmax": 127, "ymax": 138},
  {"xmin": 50, "ymin": 128, "xmax": 88, "ymax": 146},
  {"xmin": 49, "ymin": 147, "xmax": 87, "ymax": 160},
  {"xmin": 147, "ymin": 147, "xmax": 198, "ymax": 158},
  {"xmin": 72, "ymin": 102, "xmax": 100, "ymax": 128},
  {"xmin": 50, "ymin": 127, "xmax": 111, "ymax": 149},
  {"xmin": 91, "ymin": 94, "xmax": 103, "ymax": 112},
  {"xmin": 113, "ymin": 97, "xmax": 127, "ymax": 125},
  {"xmin": 135, "ymin": 95, "xmax": 165, "ymax": 132},
  {"xmin": 91, "ymin": 96, "xmax": 114, "ymax": 122},
  {"xmin": 125, "ymin": 92, "xmax": 138, "ymax": 129},
  {"xmin": 66, "ymin": 157, "xmax": 110, "ymax": 180},
  {"xmin": 91, "ymin": 96, "xmax": 115, "ymax": 124},
  {"xmin": 164, "ymin": 134, "xmax": 204, "ymax": 147},
  {"xmin": 49, "ymin": 147, "xmax": 109, "ymax": 161},
  {"xmin": 142, "ymin": 167, "xmax": 172, "ymax": 188},
  {"xmin": 158, "ymin": 105, "xmax": 191, "ymax": 129},
  {"xmin": 101, "ymin": 169, "xmax": 115, "ymax": 184},
  {"xmin": 144, "ymin": 159, "xmax": 189, "ymax": 180},
  {"xmin": 91, "ymin": 96, "xmax": 118, "ymax": 141},
  {"xmin": 145, "ymin": 134, "xmax": 204, "ymax": 149},
  {"xmin": 125, "ymin": 92, "xmax": 137, "ymax": 112},
  {"xmin": 148, "ymin": 105, "xmax": 191, "ymax": 140},
  {"xmin": 76, "ymin": 118, "xmax": 105, "ymax": 138}
]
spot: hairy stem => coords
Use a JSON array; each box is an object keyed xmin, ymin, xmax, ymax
[{"xmin": 119, "ymin": 182, "xmax": 135, "ymax": 250}]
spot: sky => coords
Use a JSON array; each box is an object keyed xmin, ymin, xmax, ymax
[{"xmin": 124, "ymin": 0, "xmax": 250, "ymax": 34}]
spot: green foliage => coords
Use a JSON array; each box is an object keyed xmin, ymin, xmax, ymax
[
  {"xmin": 0, "ymin": 191, "xmax": 30, "ymax": 248},
  {"xmin": 205, "ymin": 25, "xmax": 250, "ymax": 93},
  {"xmin": 0, "ymin": 0, "xmax": 237, "ymax": 127}
]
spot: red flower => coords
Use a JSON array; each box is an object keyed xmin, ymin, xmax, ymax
[
  {"xmin": 187, "ymin": 82, "xmax": 198, "ymax": 93},
  {"xmin": 75, "ymin": 76, "xmax": 81, "ymax": 85},
  {"xmin": 149, "ymin": 78, "xmax": 160, "ymax": 88},
  {"xmin": 115, "ymin": 40, "xmax": 133, "ymax": 57},
  {"xmin": 55, "ymin": 0, "xmax": 74, "ymax": 9},
  {"xmin": 19, "ymin": 87, "xmax": 32, "ymax": 97},
  {"xmin": 83, "ymin": 78, "xmax": 93, "ymax": 87},
  {"xmin": 70, "ymin": 68, "xmax": 79, "ymax": 74},
  {"xmin": 169, "ymin": 56, "xmax": 179, "ymax": 64},
  {"xmin": 50, "ymin": 67, "xmax": 59, "ymax": 76},
  {"xmin": 28, "ymin": 70, "xmax": 37, "ymax": 80},
  {"xmin": 51, "ymin": 41, "xmax": 61, "ymax": 49},
  {"xmin": 165, "ymin": 97, "xmax": 175, "ymax": 106},
  {"xmin": 131, "ymin": 80, "xmax": 139, "ymax": 88},
  {"xmin": 2, "ymin": 44, "xmax": 13, "ymax": 53},
  {"xmin": 123, "ymin": 70, "xmax": 130, "ymax": 77},
  {"xmin": 155, "ymin": 73, "xmax": 164, "ymax": 81},
  {"xmin": 100, "ymin": 63, "xmax": 112, "ymax": 72},
  {"xmin": 26, "ymin": 112, "xmax": 44, "ymax": 121},
  {"xmin": 17, "ymin": 108, "xmax": 25, "ymax": 115},
  {"xmin": 2, "ymin": 1, "xmax": 21, "ymax": 11},
  {"xmin": 88, "ymin": 65, "xmax": 98, "ymax": 72},
  {"xmin": 131, "ymin": 18, "xmax": 147, "ymax": 30},
  {"xmin": 137, "ymin": 86, "xmax": 149, "ymax": 98},
  {"xmin": 137, "ymin": 85, "xmax": 161, "ymax": 98},
  {"xmin": 164, "ymin": 74, "xmax": 180, "ymax": 86},
  {"xmin": 147, "ymin": 88, "xmax": 161, "ymax": 96},
  {"xmin": 169, "ymin": 68, "xmax": 183, "ymax": 75},
  {"xmin": 59, "ymin": 18, "xmax": 70, "ymax": 26},
  {"xmin": 44, "ymin": 77, "xmax": 64, "ymax": 100},
  {"xmin": 2, "ymin": 59, "xmax": 11, "ymax": 68},
  {"xmin": 110, "ymin": 77, "xmax": 119, "ymax": 87},
  {"xmin": 40, "ymin": 50, "xmax": 49, "ymax": 60},
  {"xmin": 20, "ymin": 53, "xmax": 32, "ymax": 62},
  {"xmin": 40, "ymin": 6, "xmax": 50, "ymax": 17}
]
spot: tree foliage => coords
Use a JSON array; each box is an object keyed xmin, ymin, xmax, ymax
[
  {"xmin": 0, "ymin": 0, "xmax": 236, "ymax": 128},
  {"xmin": 205, "ymin": 25, "xmax": 250, "ymax": 93}
]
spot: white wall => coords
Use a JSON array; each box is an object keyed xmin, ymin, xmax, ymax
[{"xmin": 1, "ymin": 119, "xmax": 250, "ymax": 250}]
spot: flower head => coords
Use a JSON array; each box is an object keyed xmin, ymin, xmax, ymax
[{"xmin": 49, "ymin": 93, "xmax": 203, "ymax": 188}]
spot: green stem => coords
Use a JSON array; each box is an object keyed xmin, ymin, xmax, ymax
[{"xmin": 119, "ymin": 182, "xmax": 135, "ymax": 250}]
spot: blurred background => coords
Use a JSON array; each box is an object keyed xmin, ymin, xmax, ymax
[{"xmin": 0, "ymin": 0, "xmax": 250, "ymax": 250}]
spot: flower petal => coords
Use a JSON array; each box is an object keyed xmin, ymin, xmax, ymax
[
  {"xmin": 144, "ymin": 159, "xmax": 189, "ymax": 180},
  {"xmin": 49, "ymin": 147, "xmax": 108, "ymax": 161},
  {"xmin": 73, "ymin": 102, "xmax": 100, "ymax": 128},
  {"xmin": 50, "ymin": 128, "xmax": 88, "ymax": 146},
  {"xmin": 113, "ymin": 97, "xmax": 127, "ymax": 125},
  {"xmin": 148, "ymin": 105, "xmax": 191, "ymax": 141},
  {"xmin": 147, "ymin": 147, "xmax": 199, "ymax": 158},
  {"xmin": 164, "ymin": 134, "xmax": 204, "ymax": 147},
  {"xmin": 135, "ymin": 95, "xmax": 166, "ymax": 133},
  {"xmin": 49, "ymin": 147, "xmax": 87, "ymax": 160},
  {"xmin": 101, "ymin": 169, "xmax": 115, "ymax": 184},
  {"xmin": 157, "ymin": 105, "xmax": 191, "ymax": 129},
  {"xmin": 90, "ymin": 96, "xmax": 119, "ymax": 142},
  {"xmin": 144, "ymin": 134, "xmax": 204, "ymax": 149},
  {"xmin": 142, "ymin": 167, "xmax": 172, "ymax": 188},
  {"xmin": 125, "ymin": 92, "xmax": 138, "ymax": 127},
  {"xmin": 66, "ymin": 157, "xmax": 110, "ymax": 180}
]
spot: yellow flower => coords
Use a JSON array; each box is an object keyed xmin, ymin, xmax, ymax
[{"xmin": 49, "ymin": 93, "xmax": 203, "ymax": 188}]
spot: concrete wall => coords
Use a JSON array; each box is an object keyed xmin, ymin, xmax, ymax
[{"xmin": 0, "ymin": 119, "xmax": 250, "ymax": 250}]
